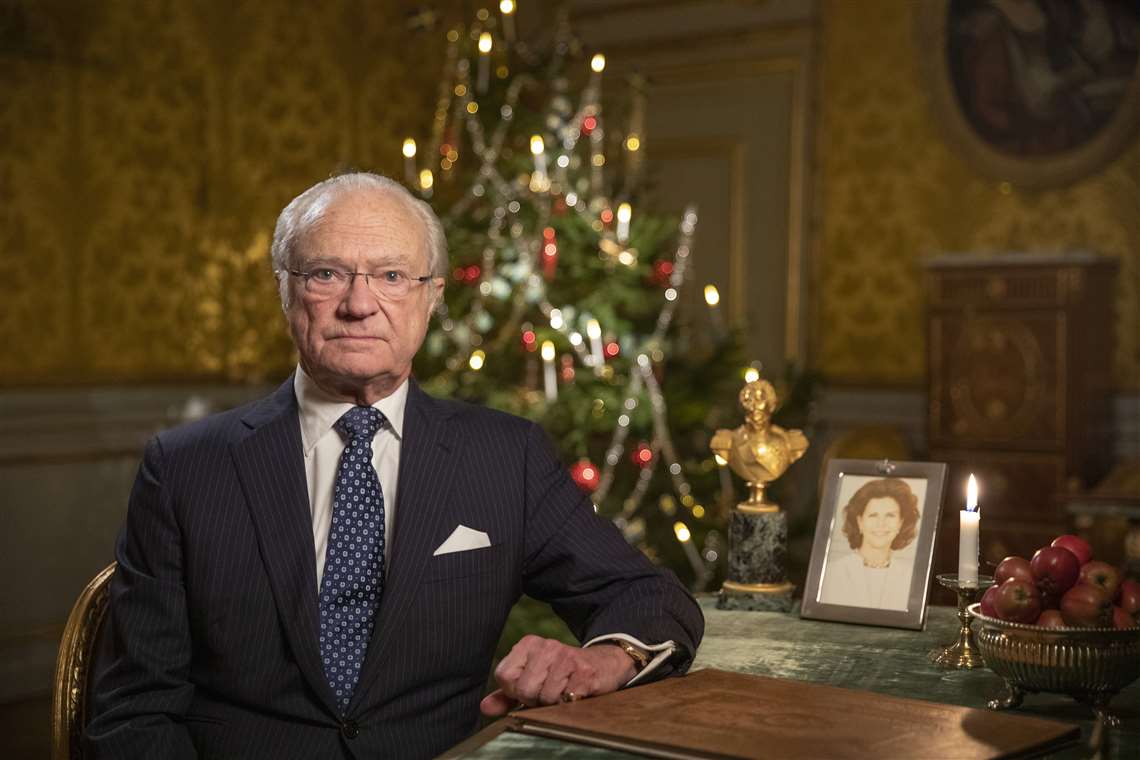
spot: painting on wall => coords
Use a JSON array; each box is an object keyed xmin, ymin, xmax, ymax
[{"xmin": 918, "ymin": 0, "xmax": 1140, "ymax": 188}]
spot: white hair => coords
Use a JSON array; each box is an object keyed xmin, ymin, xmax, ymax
[{"xmin": 270, "ymin": 172, "xmax": 448, "ymax": 308}]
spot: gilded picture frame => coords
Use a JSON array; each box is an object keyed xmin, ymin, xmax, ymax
[
  {"xmin": 916, "ymin": 0, "xmax": 1140, "ymax": 189},
  {"xmin": 801, "ymin": 459, "xmax": 948, "ymax": 630}
]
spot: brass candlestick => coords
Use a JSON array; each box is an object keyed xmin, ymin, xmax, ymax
[{"xmin": 928, "ymin": 573, "xmax": 995, "ymax": 669}]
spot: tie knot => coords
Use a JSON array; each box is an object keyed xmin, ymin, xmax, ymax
[{"xmin": 334, "ymin": 406, "xmax": 386, "ymax": 441}]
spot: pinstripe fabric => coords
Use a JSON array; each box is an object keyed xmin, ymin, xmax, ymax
[{"xmin": 86, "ymin": 376, "xmax": 704, "ymax": 759}]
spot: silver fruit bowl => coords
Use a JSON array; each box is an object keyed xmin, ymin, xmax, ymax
[{"xmin": 967, "ymin": 603, "xmax": 1140, "ymax": 733}]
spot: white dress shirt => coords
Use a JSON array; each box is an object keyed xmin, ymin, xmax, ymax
[{"xmin": 294, "ymin": 365, "xmax": 408, "ymax": 589}]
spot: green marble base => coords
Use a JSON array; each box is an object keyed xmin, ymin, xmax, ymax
[
  {"xmin": 716, "ymin": 587, "xmax": 795, "ymax": 612},
  {"xmin": 717, "ymin": 508, "xmax": 796, "ymax": 613},
  {"xmin": 725, "ymin": 509, "xmax": 789, "ymax": 584}
]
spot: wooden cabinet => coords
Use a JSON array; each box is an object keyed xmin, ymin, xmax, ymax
[{"xmin": 925, "ymin": 253, "xmax": 1117, "ymax": 587}]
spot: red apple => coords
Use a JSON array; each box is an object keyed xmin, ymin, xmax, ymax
[
  {"xmin": 994, "ymin": 556, "xmax": 1035, "ymax": 586},
  {"xmin": 1060, "ymin": 583, "xmax": 1113, "ymax": 627},
  {"xmin": 992, "ymin": 580, "xmax": 1042, "ymax": 624},
  {"xmin": 1031, "ymin": 546, "xmax": 1081, "ymax": 597},
  {"xmin": 1112, "ymin": 606, "xmax": 1135, "ymax": 629},
  {"xmin": 1078, "ymin": 561, "xmax": 1121, "ymax": 601},
  {"xmin": 1036, "ymin": 609, "xmax": 1066, "ymax": 628},
  {"xmin": 1051, "ymin": 534, "xmax": 1092, "ymax": 565},
  {"xmin": 979, "ymin": 585, "xmax": 1000, "ymax": 617},
  {"xmin": 1119, "ymin": 579, "xmax": 1140, "ymax": 622}
]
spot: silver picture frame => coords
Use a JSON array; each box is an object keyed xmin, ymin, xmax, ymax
[{"xmin": 801, "ymin": 459, "xmax": 949, "ymax": 630}]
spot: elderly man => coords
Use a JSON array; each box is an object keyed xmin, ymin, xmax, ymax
[{"xmin": 87, "ymin": 172, "xmax": 703, "ymax": 759}]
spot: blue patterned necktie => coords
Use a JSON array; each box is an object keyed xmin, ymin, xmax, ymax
[{"xmin": 320, "ymin": 406, "xmax": 387, "ymax": 712}]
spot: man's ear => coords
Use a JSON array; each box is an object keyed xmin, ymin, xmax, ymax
[{"xmin": 430, "ymin": 277, "xmax": 446, "ymax": 313}]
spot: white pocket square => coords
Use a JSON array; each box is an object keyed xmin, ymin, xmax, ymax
[{"xmin": 432, "ymin": 525, "xmax": 491, "ymax": 556}]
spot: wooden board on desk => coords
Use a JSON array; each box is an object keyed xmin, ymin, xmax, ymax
[{"xmin": 505, "ymin": 668, "xmax": 1080, "ymax": 760}]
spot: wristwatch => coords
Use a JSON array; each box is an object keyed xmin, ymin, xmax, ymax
[{"xmin": 613, "ymin": 639, "xmax": 650, "ymax": 672}]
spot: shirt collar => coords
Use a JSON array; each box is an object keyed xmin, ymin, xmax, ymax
[{"xmin": 293, "ymin": 364, "xmax": 408, "ymax": 456}]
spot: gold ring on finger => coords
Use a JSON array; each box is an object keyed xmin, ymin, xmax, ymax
[{"xmin": 560, "ymin": 690, "xmax": 581, "ymax": 703}]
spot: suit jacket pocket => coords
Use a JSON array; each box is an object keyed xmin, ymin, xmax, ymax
[{"xmin": 423, "ymin": 543, "xmax": 506, "ymax": 582}]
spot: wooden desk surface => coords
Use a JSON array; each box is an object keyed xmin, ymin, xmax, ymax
[{"xmin": 455, "ymin": 598, "xmax": 1140, "ymax": 758}]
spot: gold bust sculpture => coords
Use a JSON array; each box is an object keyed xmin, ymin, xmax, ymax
[{"xmin": 710, "ymin": 378, "xmax": 809, "ymax": 512}]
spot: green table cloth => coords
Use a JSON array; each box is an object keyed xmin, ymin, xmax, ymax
[{"xmin": 459, "ymin": 597, "xmax": 1140, "ymax": 758}]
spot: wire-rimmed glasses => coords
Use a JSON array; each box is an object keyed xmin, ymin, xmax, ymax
[{"xmin": 280, "ymin": 266, "xmax": 435, "ymax": 301}]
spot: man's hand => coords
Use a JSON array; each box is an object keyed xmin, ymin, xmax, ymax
[{"xmin": 479, "ymin": 635, "xmax": 637, "ymax": 717}]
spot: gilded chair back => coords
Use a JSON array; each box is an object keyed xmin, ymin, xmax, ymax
[{"xmin": 51, "ymin": 563, "xmax": 116, "ymax": 760}]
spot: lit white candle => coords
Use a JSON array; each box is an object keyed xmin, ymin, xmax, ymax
[
  {"xmin": 402, "ymin": 138, "xmax": 417, "ymax": 186},
  {"xmin": 530, "ymin": 135, "xmax": 547, "ymax": 192},
  {"xmin": 586, "ymin": 318, "xmax": 604, "ymax": 366},
  {"xmin": 959, "ymin": 474, "xmax": 980, "ymax": 586},
  {"xmin": 499, "ymin": 0, "xmax": 516, "ymax": 42},
  {"xmin": 541, "ymin": 341, "xmax": 557, "ymax": 402},
  {"xmin": 616, "ymin": 202, "xmax": 632, "ymax": 243},
  {"xmin": 477, "ymin": 32, "xmax": 492, "ymax": 94}
]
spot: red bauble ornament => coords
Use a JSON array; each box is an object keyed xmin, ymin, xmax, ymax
[
  {"xmin": 560, "ymin": 354, "xmax": 575, "ymax": 382},
  {"xmin": 650, "ymin": 260, "xmax": 674, "ymax": 287},
  {"xmin": 453, "ymin": 264, "xmax": 481, "ymax": 283},
  {"xmin": 631, "ymin": 442, "xmax": 653, "ymax": 469},
  {"xmin": 570, "ymin": 459, "xmax": 600, "ymax": 492}
]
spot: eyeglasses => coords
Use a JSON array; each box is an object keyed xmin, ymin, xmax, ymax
[{"xmin": 280, "ymin": 266, "xmax": 435, "ymax": 301}]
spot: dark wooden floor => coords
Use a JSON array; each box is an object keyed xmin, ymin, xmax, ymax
[{"xmin": 0, "ymin": 695, "xmax": 51, "ymax": 760}]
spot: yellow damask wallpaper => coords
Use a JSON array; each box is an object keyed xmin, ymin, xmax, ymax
[
  {"xmin": 0, "ymin": 0, "xmax": 455, "ymax": 385},
  {"xmin": 3, "ymin": 0, "xmax": 1136, "ymax": 390},
  {"xmin": 813, "ymin": 0, "xmax": 1139, "ymax": 389}
]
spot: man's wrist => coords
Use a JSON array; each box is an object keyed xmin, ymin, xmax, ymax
[
  {"xmin": 596, "ymin": 643, "xmax": 639, "ymax": 682},
  {"xmin": 611, "ymin": 639, "xmax": 649, "ymax": 672}
]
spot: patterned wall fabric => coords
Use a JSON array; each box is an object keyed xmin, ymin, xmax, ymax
[
  {"xmin": 3, "ymin": 0, "xmax": 1136, "ymax": 389},
  {"xmin": 0, "ymin": 0, "xmax": 452, "ymax": 385},
  {"xmin": 814, "ymin": 0, "xmax": 1139, "ymax": 389}
]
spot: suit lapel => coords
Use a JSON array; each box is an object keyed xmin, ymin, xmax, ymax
[
  {"xmin": 229, "ymin": 378, "xmax": 340, "ymax": 716},
  {"xmin": 348, "ymin": 379, "xmax": 459, "ymax": 713}
]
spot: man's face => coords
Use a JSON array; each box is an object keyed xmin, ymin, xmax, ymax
[{"xmin": 286, "ymin": 189, "xmax": 444, "ymax": 399}]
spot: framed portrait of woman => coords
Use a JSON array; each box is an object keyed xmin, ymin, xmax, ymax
[{"xmin": 801, "ymin": 459, "xmax": 948, "ymax": 630}]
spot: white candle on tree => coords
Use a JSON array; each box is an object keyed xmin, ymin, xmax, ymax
[
  {"xmin": 530, "ymin": 135, "xmax": 547, "ymax": 192},
  {"xmin": 959, "ymin": 474, "xmax": 980, "ymax": 586},
  {"xmin": 402, "ymin": 138, "xmax": 417, "ymax": 186},
  {"xmin": 477, "ymin": 32, "xmax": 492, "ymax": 94},
  {"xmin": 541, "ymin": 341, "xmax": 557, "ymax": 402},
  {"xmin": 586, "ymin": 318, "xmax": 604, "ymax": 366},
  {"xmin": 616, "ymin": 202, "xmax": 632, "ymax": 243}
]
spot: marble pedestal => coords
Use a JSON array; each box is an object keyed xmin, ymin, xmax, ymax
[{"xmin": 717, "ymin": 509, "xmax": 795, "ymax": 612}]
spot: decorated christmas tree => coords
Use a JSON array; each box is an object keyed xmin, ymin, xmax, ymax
[{"xmin": 405, "ymin": 4, "xmax": 761, "ymax": 598}]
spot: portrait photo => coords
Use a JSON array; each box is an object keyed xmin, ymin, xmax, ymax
[
  {"xmin": 802, "ymin": 460, "xmax": 948, "ymax": 630},
  {"xmin": 817, "ymin": 475, "xmax": 927, "ymax": 612}
]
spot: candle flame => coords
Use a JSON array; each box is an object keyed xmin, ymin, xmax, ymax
[
  {"xmin": 540, "ymin": 340, "xmax": 555, "ymax": 362},
  {"xmin": 402, "ymin": 138, "xmax": 417, "ymax": 158},
  {"xmin": 530, "ymin": 135, "xmax": 545, "ymax": 155},
  {"xmin": 478, "ymin": 32, "xmax": 493, "ymax": 54},
  {"xmin": 704, "ymin": 284, "xmax": 721, "ymax": 306},
  {"xmin": 673, "ymin": 521, "xmax": 691, "ymax": 543},
  {"xmin": 966, "ymin": 474, "xmax": 978, "ymax": 512},
  {"xmin": 590, "ymin": 53, "xmax": 606, "ymax": 73}
]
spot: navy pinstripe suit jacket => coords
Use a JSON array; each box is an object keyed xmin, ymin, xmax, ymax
[{"xmin": 86, "ymin": 377, "xmax": 703, "ymax": 759}]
